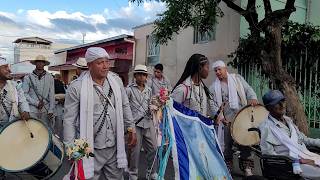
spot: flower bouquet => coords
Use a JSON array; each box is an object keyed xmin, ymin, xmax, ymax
[
  {"xmin": 63, "ymin": 139, "xmax": 94, "ymax": 180},
  {"xmin": 150, "ymin": 88, "xmax": 170, "ymax": 146},
  {"xmin": 66, "ymin": 139, "xmax": 94, "ymax": 160}
]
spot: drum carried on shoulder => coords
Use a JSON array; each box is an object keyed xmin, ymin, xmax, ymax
[{"xmin": 0, "ymin": 118, "xmax": 64, "ymax": 179}]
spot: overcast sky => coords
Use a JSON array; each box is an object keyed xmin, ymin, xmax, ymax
[{"xmin": 0, "ymin": 0, "xmax": 165, "ymax": 62}]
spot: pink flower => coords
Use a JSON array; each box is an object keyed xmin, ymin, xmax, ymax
[{"xmin": 159, "ymin": 88, "xmax": 169, "ymax": 103}]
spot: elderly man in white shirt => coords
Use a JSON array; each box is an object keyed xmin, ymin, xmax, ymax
[
  {"xmin": 210, "ymin": 60, "xmax": 258, "ymax": 176},
  {"xmin": 259, "ymin": 90, "xmax": 320, "ymax": 179}
]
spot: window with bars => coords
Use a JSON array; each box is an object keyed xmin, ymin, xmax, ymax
[
  {"xmin": 193, "ymin": 26, "xmax": 216, "ymax": 44},
  {"xmin": 146, "ymin": 35, "xmax": 160, "ymax": 65}
]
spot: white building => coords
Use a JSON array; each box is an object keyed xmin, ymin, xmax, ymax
[
  {"xmin": 11, "ymin": 37, "xmax": 75, "ymax": 75},
  {"xmin": 133, "ymin": 1, "xmax": 240, "ymax": 86}
]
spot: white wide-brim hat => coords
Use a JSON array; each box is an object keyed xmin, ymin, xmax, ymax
[
  {"xmin": 72, "ymin": 57, "xmax": 88, "ymax": 69},
  {"xmin": 132, "ymin": 64, "xmax": 151, "ymax": 75},
  {"xmin": 30, "ymin": 55, "xmax": 50, "ymax": 66}
]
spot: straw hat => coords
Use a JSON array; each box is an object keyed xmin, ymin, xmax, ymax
[
  {"xmin": 30, "ymin": 55, "xmax": 50, "ymax": 66},
  {"xmin": 72, "ymin": 57, "xmax": 88, "ymax": 69}
]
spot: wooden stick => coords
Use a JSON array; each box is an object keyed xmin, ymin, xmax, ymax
[{"xmin": 24, "ymin": 120, "xmax": 34, "ymax": 138}]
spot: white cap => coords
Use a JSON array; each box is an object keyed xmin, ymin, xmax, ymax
[
  {"xmin": 0, "ymin": 57, "xmax": 8, "ymax": 67},
  {"xmin": 212, "ymin": 60, "xmax": 226, "ymax": 69},
  {"xmin": 85, "ymin": 47, "xmax": 110, "ymax": 63}
]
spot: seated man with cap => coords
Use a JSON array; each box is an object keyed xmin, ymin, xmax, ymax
[
  {"xmin": 0, "ymin": 56, "xmax": 30, "ymax": 128},
  {"xmin": 22, "ymin": 55, "xmax": 55, "ymax": 126},
  {"xmin": 126, "ymin": 64, "xmax": 158, "ymax": 180},
  {"xmin": 63, "ymin": 47, "xmax": 137, "ymax": 180},
  {"xmin": 260, "ymin": 90, "xmax": 320, "ymax": 179}
]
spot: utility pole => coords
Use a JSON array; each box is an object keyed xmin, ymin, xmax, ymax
[{"xmin": 82, "ymin": 32, "xmax": 86, "ymax": 44}]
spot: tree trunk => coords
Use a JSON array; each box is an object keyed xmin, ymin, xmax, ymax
[
  {"xmin": 282, "ymin": 81, "xmax": 309, "ymax": 134},
  {"xmin": 263, "ymin": 24, "xmax": 309, "ymax": 134}
]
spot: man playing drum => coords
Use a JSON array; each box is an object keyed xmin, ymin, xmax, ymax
[
  {"xmin": 0, "ymin": 56, "xmax": 30, "ymax": 128},
  {"xmin": 0, "ymin": 56, "xmax": 30, "ymax": 179},
  {"xmin": 63, "ymin": 47, "xmax": 137, "ymax": 180},
  {"xmin": 22, "ymin": 55, "xmax": 55, "ymax": 127},
  {"xmin": 260, "ymin": 90, "xmax": 320, "ymax": 179},
  {"xmin": 210, "ymin": 60, "xmax": 258, "ymax": 176}
]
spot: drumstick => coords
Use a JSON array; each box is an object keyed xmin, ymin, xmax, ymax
[
  {"xmin": 211, "ymin": 102, "xmax": 227, "ymax": 123},
  {"xmin": 24, "ymin": 120, "xmax": 34, "ymax": 138}
]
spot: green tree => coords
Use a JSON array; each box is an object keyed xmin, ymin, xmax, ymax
[{"xmin": 131, "ymin": 0, "xmax": 309, "ymax": 134}]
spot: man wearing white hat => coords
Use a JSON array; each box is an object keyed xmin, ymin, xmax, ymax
[
  {"xmin": 22, "ymin": 55, "xmax": 55, "ymax": 126},
  {"xmin": 0, "ymin": 56, "xmax": 30, "ymax": 128},
  {"xmin": 126, "ymin": 64, "xmax": 158, "ymax": 180},
  {"xmin": 210, "ymin": 60, "xmax": 258, "ymax": 176},
  {"xmin": 63, "ymin": 47, "xmax": 137, "ymax": 180},
  {"xmin": 72, "ymin": 57, "xmax": 88, "ymax": 78}
]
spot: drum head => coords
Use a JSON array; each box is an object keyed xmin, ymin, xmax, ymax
[
  {"xmin": 231, "ymin": 105, "xmax": 269, "ymax": 146},
  {"xmin": 0, "ymin": 119, "xmax": 50, "ymax": 172}
]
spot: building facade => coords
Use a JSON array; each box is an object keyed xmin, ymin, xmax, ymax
[
  {"xmin": 133, "ymin": 1, "xmax": 241, "ymax": 86},
  {"xmin": 11, "ymin": 37, "xmax": 73, "ymax": 75},
  {"xmin": 49, "ymin": 34, "xmax": 134, "ymax": 86}
]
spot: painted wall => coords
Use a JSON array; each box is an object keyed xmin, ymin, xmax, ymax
[
  {"xmin": 133, "ymin": 1, "xmax": 241, "ymax": 86},
  {"xmin": 309, "ymin": 0, "xmax": 320, "ymax": 26},
  {"xmin": 240, "ymin": 0, "xmax": 310, "ymax": 37}
]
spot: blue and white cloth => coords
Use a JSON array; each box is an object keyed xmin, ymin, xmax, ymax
[{"xmin": 158, "ymin": 99, "xmax": 231, "ymax": 180}]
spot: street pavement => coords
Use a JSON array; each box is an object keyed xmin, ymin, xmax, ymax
[{"xmin": 2, "ymin": 151, "xmax": 265, "ymax": 180}]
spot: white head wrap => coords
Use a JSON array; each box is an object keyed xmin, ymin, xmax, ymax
[
  {"xmin": 85, "ymin": 47, "xmax": 110, "ymax": 63},
  {"xmin": 212, "ymin": 60, "xmax": 226, "ymax": 69},
  {"xmin": 0, "ymin": 57, "xmax": 8, "ymax": 66}
]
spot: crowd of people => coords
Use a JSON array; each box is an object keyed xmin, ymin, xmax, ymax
[{"xmin": 1, "ymin": 47, "xmax": 320, "ymax": 180}]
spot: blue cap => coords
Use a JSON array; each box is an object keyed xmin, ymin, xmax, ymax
[{"xmin": 262, "ymin": 90, "xmax": 285, "ymax": 106}]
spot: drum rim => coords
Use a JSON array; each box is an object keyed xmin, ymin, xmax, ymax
[
  {"xmin": 230, "ymin": 104, "xmax": 267, "ymax": 146},
  {"xmin": 0, "ymin": 118, "xmax": 53, "ymax": 173},
  {"xmin": 41, "ymin": 135, "xmax": 66, "ymax": 180}
]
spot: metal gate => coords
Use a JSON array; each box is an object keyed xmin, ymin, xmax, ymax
[{"xmin": 237, "ymin": 48, "xmax": 320, "ymax": 137}]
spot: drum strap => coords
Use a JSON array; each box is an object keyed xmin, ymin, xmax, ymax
[
  {"xmin": 93, "ymin": 85, "xmax": 113, "ymax": 140},
  {"xmin": 0, "ymin": 91, "xmax": 11, "ymax": 118},
  {"xmin": 28, "ymin": 75, "xmax": 49, "ymax": 103}
]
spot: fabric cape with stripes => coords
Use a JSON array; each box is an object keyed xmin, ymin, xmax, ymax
[{"xmin": 157, "ymin": 99, "xmax": 232, "ymax": 180}]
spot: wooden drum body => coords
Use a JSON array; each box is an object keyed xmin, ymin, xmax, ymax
[
  {"xmin": 231, "ymin": 105, "xmax": 269, "ymax": 146},
  {"xmin": 0, "ymin": 119, "xmax": 64, "ymax": 179}
]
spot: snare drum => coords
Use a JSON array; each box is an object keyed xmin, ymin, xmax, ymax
[
  {"xmin": 0, "ymin": 118, "xmax": 64, "ymax": 179},
  {"xmin": 230, "ymin": 105, "xmax": 269, "ymax": 146}
]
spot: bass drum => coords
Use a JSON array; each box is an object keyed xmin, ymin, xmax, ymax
[
  {"xmin": 0, "ymin": 118, "xmax": 64, "ymax": 179},
  {"xmin": 230, "ymin": 105, "xmax": 269, "ymax": 146}
]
